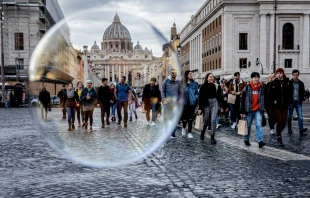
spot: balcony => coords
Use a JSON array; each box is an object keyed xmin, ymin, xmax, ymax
[{"xmin": 278, "ymin": 45, "xmax": 300, "ymax": 53}]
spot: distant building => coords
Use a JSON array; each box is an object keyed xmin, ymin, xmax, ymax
[
  {"xmin": 179, "ymin": 0, "xmax": 310, "ymax": 84},
  {"xmin": 0, "ymin": 0, "xmax": 78, "ymax": 95},
  {"xmin": 87, "ymin": 13, "xmax": 160, "ymax": 87}
]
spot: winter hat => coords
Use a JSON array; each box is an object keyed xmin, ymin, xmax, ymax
[
  {"xmin": 250, "ymin": 72, "xmax": 260, "ymax": 78},
  {"xmin": 275, "ymin": 68, "xmax": 285, "ymax": 73},
  {"xmin": 86, "ymin": 79, "xmax": 92, "ymax": 83}
]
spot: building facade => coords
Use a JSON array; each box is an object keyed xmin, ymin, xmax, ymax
[
  {"xmin": 180, "ymin": 0, "xmax": 310, "ymax": 85},
  {"xmin": 0, "ymin": 0, "xmax": 78, "ymax": 96},
  {"xmin": 88, "ymin": 13, "xmax": 160, "ymax": 88}
]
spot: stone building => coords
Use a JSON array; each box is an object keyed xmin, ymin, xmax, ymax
[
  {"xmin": 0, "ymin": 0, "xmax": 79, "ymax": 96},
  {"xmin": 88, "ymin": 13, "xmax": 159, "ymax": 88},
  {"xmin": 179, "ymin": 0, "xmax": 310, "ymax": 85}
]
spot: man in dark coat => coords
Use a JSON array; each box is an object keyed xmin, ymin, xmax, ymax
[
  {"xmin": 39, "ymin": 86, "xmax": 50, "ymax": 120},
  {"xmin": 57, "ymin": 85, "xmax": 66, "ymax": 118},
  {"xmin": 287, "ymin": 69, "xmax": 307, "ymax": 135},
  {"xmin": 268, "ymin": 68, "xmax": 293, "ymax": 146},
  {"xmin": 97, "ymin": 78, "xmax": 111, "ymax": 128}
]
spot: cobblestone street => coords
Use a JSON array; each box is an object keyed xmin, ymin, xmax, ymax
[{"xmin": 1, "ymin": 108, "xmax": 310, "ymax": 197}]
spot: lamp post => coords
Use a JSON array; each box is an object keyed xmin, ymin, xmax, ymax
[
  {"xmin": 83, "ymin": 45, "xmax": 88, "ymax": 85},
  {"xmin": 1, "ymin": 8, "xmax": 5, "ymax": 104}
]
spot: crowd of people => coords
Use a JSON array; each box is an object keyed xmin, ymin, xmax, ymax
[{"xmin": 37, "ymin": 68, "xmax": 308, "ymax": 148}]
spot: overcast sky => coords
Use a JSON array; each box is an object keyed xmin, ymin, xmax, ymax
[{"xmin": 57, "ymin": 0, "xmax": 205, "ymax": 57}]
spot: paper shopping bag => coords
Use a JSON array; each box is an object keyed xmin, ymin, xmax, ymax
[
  {"xmin": 194, "ymin": 115, "xmax": 204, "ymax": 131},
  {"xmin": 227, "ymin": 94, "xmax": 236, "ymax": 104},
  {"xmin": 238, "ymin": 119, "xmax": 248, "ymax": 136},
  {"xmin": 142, "ymin": 103, "xmax": 146, "ymax": 113}
]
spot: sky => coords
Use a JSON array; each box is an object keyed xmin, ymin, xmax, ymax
[{"xmin": 57, "ymin": 0, "xmax": 205, "ymax": 57}]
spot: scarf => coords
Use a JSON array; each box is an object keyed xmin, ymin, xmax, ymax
[
  {"xmin": 67, "ymin": 89, "xmax": 74, "ymax": 98},
  {"xmin": 110, "ymin": 88, "xmax": 115, "ymax": 94}
]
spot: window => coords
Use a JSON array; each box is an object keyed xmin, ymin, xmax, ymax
[
  {"xmin": 15, "ymin": 58, "xmax": 24, "ymax": 70},
  {"xmin": 216, "ymin": 18, "xmax": 218, "ymax": 27},
  {"xmin": 145, "ymin": 54, "xmax": 148, "ymax": 58},
  {"xmin": 14, "ymin": 33, "xmax": 24, "ymax": 50},
  {"xmin": 285, "ymin": 59, "xmax": 292, "ymax": 68},
  {"xmin": 219, "ymin": 15, "xmax": 222, "ymax": 25},
  {"xmin": 239, "ymin": 33, "xmax": 248, "ymax": 50},
  {"xmin": 239, "ymin": 58, "xmax": 247, "ymax": 68},
  {"xmin": 283, "ymin": 23, "xmax": 294, "ymax": 49},
  {"xmin": 219, "ymin": 58, "xmax": 221, "ymax": 68}
]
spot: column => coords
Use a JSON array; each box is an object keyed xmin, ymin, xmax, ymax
[
  {"xmin": 269, "ymin": 14, "xmax": 275, "ymax": 71},
  {"xmin": 303, "ymin": 14, "xmax": 310, "ymax": 69},
  {"xmin": 124, "ymin": 65, "xmax": 127, "ymax": 79},
  {"xmin": 260, "ymin": 14, "xmax": 267, "ymax": 72},
  {"xmin": 118, "ymin": 65, "xmax": 121, "ymax": 81},
  {"xmin": 107, "ymin": 65, "xmax": 110, "ymax": 82},
  {"xmin": 112, "ymin": 65, "xmax": 115, "ymax": 83}
]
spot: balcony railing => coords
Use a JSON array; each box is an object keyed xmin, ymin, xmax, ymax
[{"xmin": 278, "ymin": 45, "xmax": 300, "ymax": 52}]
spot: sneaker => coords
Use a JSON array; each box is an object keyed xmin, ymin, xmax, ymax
[
  {"xmin": 151, "ymin": 121, "xmax": 156, "ymax": 126},
  {"xmin": 146, "ymin": 121, "xmax": 150, "ymax": 126},
  {"xmin": 231, "ymin": 122, "xmax": 237, "ymax": 129},
  {"xmin": 188, "ymin": 133, "xmax": 193, "ymax": 138},
  {"xmin": 118, "ymin": 121, "xmax": 121, "ymax": 126},
  {"xmin": 300, "ymin": 128, "xmax": 308, "ymax": 136},
  {"xmin": 216, "ymin": 124, "xmax": 221, "ymax": 129},
  {"xmin": 270, "ymin": 129, "xmax": 275, "ymax": 135},
  {"xmin": 89, "ymin": 126, "xmax": 93, "ymax": 132},
  {"xmin": 170, "ymin": 135, "xmax": 177, "ymax": 139},
  {"xmin": 181, "ymin": 128, "xmax": 186, "ymax": 136}
]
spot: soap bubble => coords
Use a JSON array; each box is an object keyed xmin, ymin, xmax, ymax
[{"xmin": 29, "ymin": 8, "xmax": 183, "ymax": 168}]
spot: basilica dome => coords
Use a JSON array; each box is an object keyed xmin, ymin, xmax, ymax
[
  {"xmin": 134, "ymin": 41, "xmax": 142, "ymax": 50},
  {"xmin": 103, "ymin": 13, "xmax": 131, "ymax": 40},
  {"xmin": 91, "ymin": 41, "xmax": 100, "ymax": 50}
]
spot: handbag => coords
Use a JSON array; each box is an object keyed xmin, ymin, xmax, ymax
[
  {"xmin": 194, "ymin": 115, "xmax": 204, "ymax": 131},
  {"xmin": 238, "ymin": 119, "xmax": 248, "ymax": 136},
  {"xmin": 227, "ymin": 94, "xmax": 236, "ymax": 104}
]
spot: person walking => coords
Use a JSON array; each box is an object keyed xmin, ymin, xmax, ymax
[
  {"xmin": 240, "ymin": 72, "xmax": 266, "ymax": 148},
  {"xmin": 162, "ymin": 69, "xmax": 182, "ymax": 139},
  {"xmin": 264, "ymin": 73, "xmax": 277, "ymax": 135},
  {"xmin": 181, "ymin": 71, "xmax": 198, "ymax": 138},
  {"xmin": 76, "ymin": 81, "xmax": 85, "ymax": 127},
  {"xmin": 115, "ymin": 76, "xmax": 132, "ymax": 127},
  {"xmin": 129, "ymin": 85, "xmax": 139, "ymax": 122},
  {"xmin": 287, "ymin": 69, "xmax": 307, "ymax": 135},
  {"xmin": 80, "ymin": 79, "xmax": 97, "ymax": 132},
  {"xmin": 268, "ymin": 68, "xmax": 293, "ymax": 146},
  {"xmin": 57, "ymin": 85, "xmax": 67, "ymax": 119},
  {"xmin": 97, "ymin": 78, "xmax": 111, "ymax": 128},
  {"xmin": 142, "ymin": 78, "xmax": 161, "ymax": 126},
  {"xmin": 38, "ymin": 86, "xmax": 50, "ymax": 120},
  {"xmin": 198, "ymin": 73, "xmax": 223, "ymax": 145},
  {"xmin": 110, "ymin": 84, "xmax": 117, "ymax": 122},
  {"xmin": 63, "ymin": 82, "xmax": 80, "ymax": 131},
  {"xmin": 228, "ymin": 72, "xmax": 247, "ymax": 129}
]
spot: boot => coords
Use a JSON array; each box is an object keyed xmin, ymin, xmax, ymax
[
  {"xmin": 300, "ymin": 128, "xmax": 308, "ymax": 136},
  {"xmin": 288, "ymin": 119, "xmax": 293, "ymax": 134},
  {"xmin": 244, "ymin": 140, "xmax": 251, "ymax": 146},
  {"xmin": 68, "ymin": 126, "xmax": 72, "ymax": 131},
  {"xmin": 71, "ymin": 123, "xmax": 75, "ymax": 130},
  {"xmin": 106, "ymin": 119, "xmax": 110, "ymax": 126},
  {"xmin": 135, "ymin": 113, "xmax": 138, "ymax": 120},
  {"xmin": 129, "ymin": 117, "xmax": 132, "ymax": 121},
  {"xmin": 211, "ymin": 135, "xmax": 217, "ymax": 145},
  {"xmin": 277, "ymin": 137, "xmax": 284, "ymax": 147},
  {"xmin": 259, "ymin": 141, "xmax": 266, "ymax": 148}
]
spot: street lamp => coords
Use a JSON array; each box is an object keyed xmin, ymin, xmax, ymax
[
  {"xmin": 177, "ymin": 44, "xmax": 181, "ymax": 54},
  {"xmin": 83, "ymin": 45, "xmax": 88, "ymax": 85}
]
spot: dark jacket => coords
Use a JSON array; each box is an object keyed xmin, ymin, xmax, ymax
[
  {"xmin": 97, "ymin": 85, "xmax": 111, "ymax": 105},
  {"xmin": 184, "ymin": 80, "xmax": 199, "ymax": 106},
  {"xmin": 57, "ymin": 89, "xmax": 65, "ymax": 103},
  {"xmin": 80, "ymin": 87, "xmax": 97, "ymax": 110},
  {"xmin": 142, "ymin": 84, "xmax": 162, "ymax": 106},
  {"xmin": 264, "ymin": 82, "xmax": 271, "ymax": 109},
  {"xmin": 62, "ymin": 90, "xmax": 80, "ymax": 107},
  {"xmin": 39, "ymin": 90, "xmax": 50, "ymax": 107},
  {"xmin": 110, "ymin": 88, "xmax": 117, "ymax": 104},
  {"xmin": 198, "ymin": 83, "xmax": 223, "ymax": 110},
  {"xmin": 240, "ymin": 83, "xmax": 264, "ymax": 114},
  {"xmin": 268, "ymin": 77, "xmax": 293, "ymax": 109},
  {"xmin": 290, "ymin": 79, "xmax": 305, "ymax": 103}
]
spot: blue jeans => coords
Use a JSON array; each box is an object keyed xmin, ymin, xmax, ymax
[
  {"xmin": 216, "ymin": 115, "xmax": 219, "ymax": 125},
  {"xmin": 244, "ymin": 111, "xmax": 263, "ymax": 142},
  {"xmin": 288, "ymin": 101, "xmax": 303, "ymax": 129},
  {"xmin": 111, "ymin": 103, "xmax": 117, "ymax": 117},
  {"xmin": 229, "ymin": 104, "xmax": 239, "ymax": 123},
  {"xmin": 66, "ymin": 107, "xmax": 76, "ymax": 125}
]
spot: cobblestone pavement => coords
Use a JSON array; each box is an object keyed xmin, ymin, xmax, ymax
[{"xmin": 1, "ymin": 108, "xmax": 310, "ymax": 197}]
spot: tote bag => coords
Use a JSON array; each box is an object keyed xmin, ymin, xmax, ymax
[
  {"xmin": 227, "ymin": 94, "xmax": 236, "ymax": 104},
  {"xmin": 194, "ymin": 115, "xmax": 204, "ymax": 131},
  {"xmin": 237, "ymin": 119, "xmax": 248, "ymax": 136}
]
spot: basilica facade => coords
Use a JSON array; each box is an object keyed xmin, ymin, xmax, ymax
[{"xmin": 88, "ymin": 13, "xmax": 160, "ymax": 87}]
